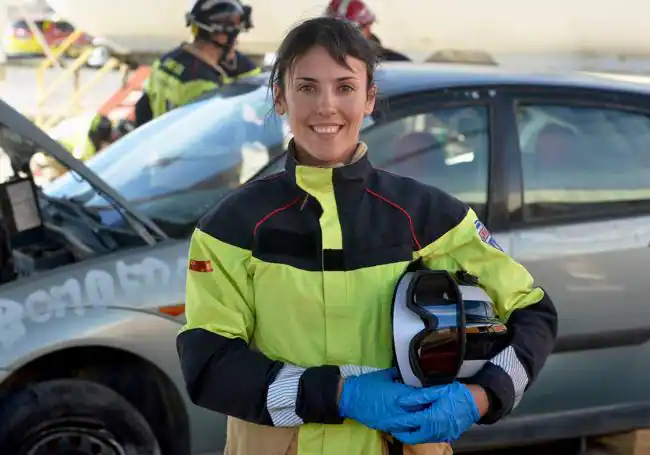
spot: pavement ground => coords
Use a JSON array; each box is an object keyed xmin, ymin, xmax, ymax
[{"xmin": 0, "ymin": 61, "xmax": 125, "ymax": 120}]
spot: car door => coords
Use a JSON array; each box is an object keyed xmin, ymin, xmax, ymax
[{"xmin": 498, "ymin": 87, "xmax": 650, "ymax": 417}]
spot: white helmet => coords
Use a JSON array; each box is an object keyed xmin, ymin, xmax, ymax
[{"xmin": 392, "ymin": 265, "xmax": 509, "ymax": 388}]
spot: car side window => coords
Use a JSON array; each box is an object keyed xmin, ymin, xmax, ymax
[
  {"xmin": 361, "ymin": 105, "xmax": 490, "ymax": 219},
  {"xmin": 55, "ymin": 21, "xmax": 75, "ymax": 33},
  {"xmin": 515, "ymin": 103, "xmax": 650, "ymax": 220}
]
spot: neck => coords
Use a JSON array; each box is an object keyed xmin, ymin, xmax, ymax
[
  {"xmin": 188, "ymin": 40, "xmax": 224, "ymax": 68},
  {"xmin": 294, "ymin": 142, "xmax": 367, "ymax": 168}
]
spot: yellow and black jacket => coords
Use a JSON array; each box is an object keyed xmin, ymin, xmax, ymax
[
  {"xmin": 134, "ymin": 44, "xmax": 260, "ymax": 127},
  {"xmin": 177, "ymin": 141, "xmax": 558, "ymax": 455}
]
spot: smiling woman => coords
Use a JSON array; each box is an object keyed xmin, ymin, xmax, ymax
[
  {"xmin": 176, "ymin": 18, "xmax": 450, "ymax": 455},
  {"xmin": 269, "ymin": 24, "xmax": 378, "ymax": 166},
  {"xmin": 176, "ymin": 16, "xmax": 557, "ymax": 455}
]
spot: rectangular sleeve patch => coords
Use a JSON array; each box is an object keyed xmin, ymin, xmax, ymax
[{"xmin": 189, "ymin": 259, "xmax": 213, "ymax": 273}]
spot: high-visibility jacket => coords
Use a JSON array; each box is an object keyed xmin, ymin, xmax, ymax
[
  {"xmin": 43, "ymin": 124, "xmax": 98, "ymax": 180},
  {"xmin": 177, "ymin": 141, "xmax": 558, "ymax": 455},
  {"xmin": 59, "ymin": 133, "xmax": 96, "ymax": 162},
  {"xmin": 134, "ymin": 44, "xmax": 261, "ymax": 126}
]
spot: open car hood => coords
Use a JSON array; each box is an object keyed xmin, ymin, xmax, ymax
[{"xmin": 0, "ymin": 99, "xmax": 167, "ymax": 240}]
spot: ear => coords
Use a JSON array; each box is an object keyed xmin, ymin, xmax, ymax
[
  {"xmin": 364, "ymin": 84, "xmax": 377, "ymax": 116},
  {"xmin": 273, "ymin": 83, "xmax": 286, "ymax": 115}
]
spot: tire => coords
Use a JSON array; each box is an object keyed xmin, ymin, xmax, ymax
[{"xmin": 0, "ymin": 378, "xmax": 161, "ymax": 455}]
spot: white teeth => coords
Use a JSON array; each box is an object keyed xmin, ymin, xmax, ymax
[{"xmin": 312, "ymin": 126, "xmax": 340, "ymax": 134}]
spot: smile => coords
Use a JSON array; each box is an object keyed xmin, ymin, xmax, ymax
[{"xmin": 310, "ymin": 125, "xmax": 343, "ymax": 135}]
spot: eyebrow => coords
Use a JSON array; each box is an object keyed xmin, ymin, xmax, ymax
[{"xmin": 295, "ymin": 76, "xmax": 358, "ymax": 83}]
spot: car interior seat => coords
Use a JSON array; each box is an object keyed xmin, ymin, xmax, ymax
[
  {"xmin": 388, "ymin": 131, "xmax": 446, "ymax": 183},
  {"xmin": 535, "ymin": 124, "xmax": 581, "ymax": 165},
  {"xmin": 530, "ymin": 123, "xmax": 582, "ymax": 190}
]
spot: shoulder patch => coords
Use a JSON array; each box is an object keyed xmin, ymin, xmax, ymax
[
  {"xmin": 474, "ymin": 220, "xmax": 503, "ymax": 251},
  {"xmin": 189, "ymin": 259, "xmax": 213, "ymax": 272}
]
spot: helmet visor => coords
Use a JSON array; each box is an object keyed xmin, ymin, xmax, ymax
[
  {"xmin": 413, "ymin": 327, "xmax": 463, "ymax": 384},
  {"xmin": 187, "ymin": 10, "xmax": 244, "ymax": 34},
  {"xmin": 210, "ymin": 12, "xmax": 243, "ymax": 32},
  {"xmin": 405, "ymin": 270, "xmax": 466, "ymax": 386}
]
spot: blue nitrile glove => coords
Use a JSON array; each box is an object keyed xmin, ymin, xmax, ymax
[
  {"xmin": 390, "ymin": 382, "xmax": 480, "ymax": 444},
  {"xmin": 338, "ymin": 368, "xmax": 421, "ymax": 433}
]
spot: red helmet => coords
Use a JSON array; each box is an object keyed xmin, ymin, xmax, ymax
[{"xmin": 325, "ymin": 0, "xmax": 376, "ymax": 27}]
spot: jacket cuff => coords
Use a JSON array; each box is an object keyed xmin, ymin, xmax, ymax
[
  {"xmin": 468, "ymin": 362, "xmax": 514, "ymax": 424},
  {"xmin": 295, "ymin": 365, "xmax": 344, "ymax": 424},
  {"xmin": 266, "ymin": 364, "xmax": 306, "ymax": 427}
]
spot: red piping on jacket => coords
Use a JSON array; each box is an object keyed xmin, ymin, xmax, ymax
[
  {"xmin": 253, "ymin": 196, "xmax": 302, "ymax": 237},
  {"xmin": 365, "ymin": 188, "xmax": 423, "ymax": 251}
]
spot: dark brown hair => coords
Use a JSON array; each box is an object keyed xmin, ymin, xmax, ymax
[{"xmin": 268, "ymin": 16, "xmax": 380, "ymax": 104}]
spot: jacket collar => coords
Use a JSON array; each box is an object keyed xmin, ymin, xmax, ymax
[{"xmin": 284, "ymin": 139, "xmax": 372, "ymax": 193}]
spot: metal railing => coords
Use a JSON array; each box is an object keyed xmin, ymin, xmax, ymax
[{"xmin": 33, "ymin": 30, "xmax": 129, "ymax": 130}]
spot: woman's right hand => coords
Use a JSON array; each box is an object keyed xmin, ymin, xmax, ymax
[{"xmin": 337, "ymin": 368, "xmax": 423, "ymax": 433}]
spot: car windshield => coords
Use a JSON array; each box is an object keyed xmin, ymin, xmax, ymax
[{"xmin": 44, "ymin": 84, "xmax": 288, "ymax": 237}]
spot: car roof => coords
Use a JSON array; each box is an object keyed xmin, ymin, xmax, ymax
[
  {"xmin": 374, "ymin": 62, "xmax": 650, "ymax": 98},
  {"xmin": 244, "ymin": 62, "xmax": 650, "ymax": 99}
]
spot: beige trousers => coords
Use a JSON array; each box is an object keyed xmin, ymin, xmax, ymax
[{"xmin": 224, "ymin": 417, "xmax": 453, "ymax": 455}]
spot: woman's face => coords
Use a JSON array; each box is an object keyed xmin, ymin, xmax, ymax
[{"xmin": 276, "ymin": 45, "xmax": 376, "ymax": 166}]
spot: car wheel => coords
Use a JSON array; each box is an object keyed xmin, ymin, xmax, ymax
[{"xmin": 0, "ymin": 378, "xmax": 161, "ymax": 455}]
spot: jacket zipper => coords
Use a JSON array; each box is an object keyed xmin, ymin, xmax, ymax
[{"xmin": 299, "ymin": 193, "xmax": 309, "ymax": 211}]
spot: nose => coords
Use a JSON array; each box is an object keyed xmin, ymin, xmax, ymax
[{"xmin": 316, "ymin": 86, "xmax": 337, "ymax": 116}]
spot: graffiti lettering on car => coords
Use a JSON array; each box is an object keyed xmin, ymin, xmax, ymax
[{"xmin": 0, "ymin": 255, "xmax": 188, "ymax": 350}]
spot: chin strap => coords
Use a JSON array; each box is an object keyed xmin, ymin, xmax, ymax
[
  {"xmin": 185, "ymin": 41, "xmax": 229, "ymax": 79},
  {"xmin": 212, "ymin": 30, "xmax": 240, "ymax": 67},
  {"xmin": 201, "ymin": 30, "xmax": 239, "ymax": 69}
]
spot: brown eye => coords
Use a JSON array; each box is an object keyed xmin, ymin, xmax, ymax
[{"xmin": 340, "ymin": 84, "xmax": 355, "ymax": 92}]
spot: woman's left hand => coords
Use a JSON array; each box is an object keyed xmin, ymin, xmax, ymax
[{"xmin": 386, "ymin": 382, "xmax": 483, "ymax": 444}]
